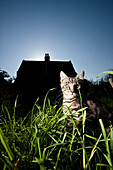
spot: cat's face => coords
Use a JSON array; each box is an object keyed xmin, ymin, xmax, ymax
[{"xmin": 60, "ymin": 71, "xmax": 84, "ymax": 99}]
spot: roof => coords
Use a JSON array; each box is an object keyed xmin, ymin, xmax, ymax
[{"xmin": 15, "ymin": 54, "xmax": 76, "ymax": 104}]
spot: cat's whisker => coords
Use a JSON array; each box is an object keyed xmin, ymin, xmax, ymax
[
  {"xmin": 56, "ymin": 89, "xmax": 63, "ymax": 99},
  {"xmin": 57, "ymin": 89, "xmax": 62, "ymax": 94},
  {"xmin": 58, "ymin": 96, "xmax": 63, "ymax": 102},
  {"xmin": 56, "ymin": 92, "xmax": 63, "ymax": 98},
  {"xmin": 56, "ymin": 94, "xmax": 63, "ymax": 102}
]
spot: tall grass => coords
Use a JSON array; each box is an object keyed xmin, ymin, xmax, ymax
[{"xmin": 0, "ymin": 89, "xmax": 113, "ymax": 169}]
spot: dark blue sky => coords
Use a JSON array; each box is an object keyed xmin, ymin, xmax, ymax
[{"xmin": 0, "ymin": 0, "xmax": 113, "ymax": 81}]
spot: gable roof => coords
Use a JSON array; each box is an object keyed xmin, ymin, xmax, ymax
[{"xmin": 15, "ymin": 54, "xmax": 76, "ymax": 104}]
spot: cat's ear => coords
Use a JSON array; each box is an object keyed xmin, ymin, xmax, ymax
[
  {"xmin": 60, "ymin": 71, "xmax": 68, "ymax": 82},
  {"xmin": 76, "ymin": 71, "xmax": 85, "ymax": 80}
]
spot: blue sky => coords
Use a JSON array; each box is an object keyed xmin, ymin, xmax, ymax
[{"xmin": 0, "ymin": 0, "xmax": 113, "ymax": 81}]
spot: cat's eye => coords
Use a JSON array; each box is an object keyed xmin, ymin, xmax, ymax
[{"xmin": 66, "ymin": 81, "xmax": 69, "ymax": 84}]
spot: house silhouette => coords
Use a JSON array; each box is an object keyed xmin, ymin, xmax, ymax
[{"xmin": 15, "ymin": 54, "xmax": 77, "ymax": 104}]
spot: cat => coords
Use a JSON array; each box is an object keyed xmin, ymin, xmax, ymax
[
  {"xmin": 60, "ymin": 71, "xmax": 113, "ymax": 131},
  {"xmin": 60, "ymin": 71, "xmax": 84, "ymax": 123}
]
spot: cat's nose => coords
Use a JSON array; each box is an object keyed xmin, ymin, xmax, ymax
[{"xmin": 70, "ymin": 87, "xmax": 74, "ymax": 93}]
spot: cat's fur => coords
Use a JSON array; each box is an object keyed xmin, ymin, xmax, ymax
[{"xmin": 60, "ymin": 71, "xmax": 113, "ymax": 130}]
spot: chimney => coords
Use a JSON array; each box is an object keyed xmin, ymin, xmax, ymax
[{"xmin": 44, "ymin": 53, "xmax": 50, "ymax": 62}]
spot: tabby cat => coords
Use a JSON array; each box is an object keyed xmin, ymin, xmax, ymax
[{"xmin": 60, "ymin": 71, "xmax": 113, "ymax": 129}]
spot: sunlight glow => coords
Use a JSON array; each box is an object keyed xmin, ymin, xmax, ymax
[{"xmin": 29, "ymin": 52, "xmax": 53, "ymax": 61}]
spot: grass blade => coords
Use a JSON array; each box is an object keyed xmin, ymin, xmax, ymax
[
  {"xmin": 96, "ymin": 71, "xmax": 113, "ymax": 78},
  {"xmin": 86, "ymin": 133, "xmax": 102, "ymax": 168},
  {"xmin": 110, "ymin": 127, "xmax": 113, "ymax": 157},
  {"xmin": 99, "ymin": 119, "xmax": 112, "ymax": 168},
  {"xmin": 0, "ymin": 127, "xmax": 14, "ymax": 161}
]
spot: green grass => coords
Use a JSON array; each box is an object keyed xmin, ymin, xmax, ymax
[{"xmin": 0, "ymin": 90, "xmax": 113, "ymax": 170}]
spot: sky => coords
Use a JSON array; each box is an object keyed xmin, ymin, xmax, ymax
[{"xmin": 0, "ymin": 0, "xmax": 113, "ymax": 81}]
